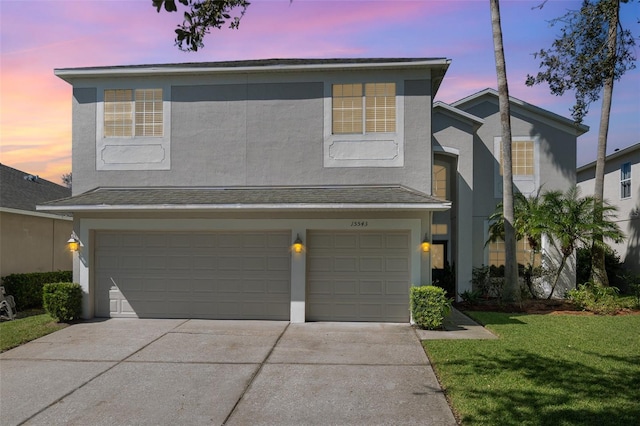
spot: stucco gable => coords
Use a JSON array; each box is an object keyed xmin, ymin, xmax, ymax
[
  {"xmin": 451, "ymin": 88, "xmax": 588, "ymax": 137},
  {"xmin": 433, "ymin": 101, "xmax": 484, "ymax": 130}
]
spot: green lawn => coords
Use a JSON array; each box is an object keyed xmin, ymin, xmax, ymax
[
  {"xmin": 0, "ymin": 312, "xmax": 68, "ymax": 352},
  {"xmin": 423, "ymin": 312, "xmax": 640, "ymax": 425}
]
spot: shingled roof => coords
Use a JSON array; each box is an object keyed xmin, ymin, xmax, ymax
[
  {"xmin": 0, "ymin": 164, "xmax": 71, "ymax": 212},
  {"xmin": 37, "ymin": 185, "xmax": 450, "ymax": 212}
]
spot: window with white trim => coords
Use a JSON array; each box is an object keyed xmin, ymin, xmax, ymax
[
  {"xmin": 621, "ymin": 162, "xmax": 631, "ymax": 199},
  {"xmin": 332, "ymin": 83, "xmax": 395, "ymax": 134},
  {"xmin": 494, "ymin": 137, "xmax": 539, "ymax": 197},
  {"xmin": 499, "ymin": 140, "xmax": 534, "ymax": 176},
  {"xmin": 104, "ymin": 88, "xmax": 163, "ymax": 137}
]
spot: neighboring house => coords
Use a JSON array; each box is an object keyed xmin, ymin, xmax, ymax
[
  {"xmin": 577, "ymin": 142, "xmax": 640, "ymax": 274},
  {"xmin": 0, "ymin": 164, "xmax": 72, "ymax": 277},
  {"xmin": 39, "ymin": 58, "xmax": 586, "ymax": 322}
]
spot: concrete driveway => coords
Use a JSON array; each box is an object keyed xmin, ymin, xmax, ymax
[{"xmin": 0, "ymin": 319, "xmax": 457, "ymax": 426}]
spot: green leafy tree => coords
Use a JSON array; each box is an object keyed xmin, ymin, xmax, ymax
[
  {"xmin": 153, "ymin": 0, "xmax": 250, "ymax": 51},
  {"xmin": 526, "ymin": 0, "xmax": 636, "ymax": 286},
  {"xmin": 490, "ymin": 0, "xmax": 520, "ymax": 304}
]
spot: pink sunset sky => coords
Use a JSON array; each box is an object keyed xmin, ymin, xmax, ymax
[{"xmin": 1, "ymin": 0, "xmax": 638, "ymax": 185}]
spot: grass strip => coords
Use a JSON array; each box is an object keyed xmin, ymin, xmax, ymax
[
  {"xmin": 0, "ymin": 313, "xmax": 68, "ymax": 352},
  {"xmin": 423, "ymin": 312, "xmax": 640, "ymax": 425}
]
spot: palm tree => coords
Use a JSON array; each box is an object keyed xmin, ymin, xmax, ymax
[
  {"xmin": 487, "ymin": 189, "xmax": 546, "ymax": 298},
  {"xmin": 488, "ymin": 189, "xmax": 546, "ymax": 267},
  {"xmin": 488, "ymin": 186, "xmax": 623, "ymax": 299},
  {"xmin": 541, "ymin": 187, "xmax": 623, "ymax": 299},
  {"xmin": 490, "ymin": 0, "xmax": 519, "ymax": 304}
]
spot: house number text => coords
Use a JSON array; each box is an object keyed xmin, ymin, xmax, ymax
[{"xmin": 350, "ymin": 221, "xmax": 369, "ymax": 227}]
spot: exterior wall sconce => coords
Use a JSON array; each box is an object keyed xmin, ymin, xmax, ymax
[
  {"xmin": 67, "ymin": 233, "xmax": 80, "ymax": 252},
  {"xmin": 421, "ymin": 236, "xmax": 431, "ymax": 253},
  {"xmin": 293, "ymin": 234, "xmax": 304, "ymax": 253}
]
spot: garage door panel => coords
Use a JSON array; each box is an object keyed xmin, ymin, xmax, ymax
[
  {"xmin": 333, "ymin": 280, "xmax": 358, "ymax": 295},
  {"xmin": 359, "ymin": 233, "xmax": 384, "ymax": 249},
  {"xmin": 360, "ymin": 303, "xmax": 384, "ymax": 318},
  {"xmin": 307, "ymin": 280, "xmax": 332, "ymax": 295},
  {"xmin": 243, "ymin": 256, "xmax": 266, "ymax": 270},
  {"xmin": 267, "ymin": 256, "xmax": 290, "ymax": 271},
  {"xmin": 334, "ymin": 257, "xmax": 358, "ymax": 272},
  {"xmin": 386, "ymin": 233, "xmax": 410, "ymax": 249},
  {"xmin": 95, "ymin": 231, "xmax": 291, "ymax": 320},
  {"xmin": 121, "ymin": 234, "xmax": 144, "ymax": 248},
  {"xmin": 193, "ymin": 256, "xmax": 217, "ymax": 270},
  {"xmin": 334, "ymin": 234, "xmax": 358, "ymax": 249},
  {"xmin": 307, "ymin": 230, "xmax": 410, "ymax": 322},
  {"xmin": 359, "ymin": 280, "xmax": 384, "ymax": 295},
  {"xmin": 267, "ymin": 280, "xmax": 290, "ymax": 294},
  {"xmin": 307, "ymin": 233, "xmax": 333, "ymax": 249},
  {"xmin": 121, "ymin": 255, "xmax": 145, "ymax": 270},
  {"xmin": 308, "ymin": 256, "xmax": 332, "ymax": 272},
  {"xmin": 244, "ymin": 280, "xmax": 266, "ymax": 293},
  {"xmin": 268, "ymin": 233, "xmax": 290, "ymax": 248},
  {"xmin": 360, "ymin": 257, "xmax": 384, "ymax": 272},
  {"xmin": 243, "ymin": 233, "xmax": 266, "ymax": 247},
  {"xmin": 219, "ymin": 233, "xmax": 243, "ymax": 248},
  {"xmin": 386, "ymin": 280, "xmax": 409, "ymax": 295},
  {"xmin": 146, "ymin": 256, "xmax": 168, "ymax": 270},
  {"xmin": 96, "ymin": 254, "xmax": 118, "ymax": 269},
  {"xmin": 167, "ymin": 256, "xmax": 191, "ymax": 270},
  {"xmin": 385, "ymin": 257, "xmax": 410, "ymax": 272},
  {"xmin": 219, "ymin": 256, "xmax": 243, "ymax": 271}
]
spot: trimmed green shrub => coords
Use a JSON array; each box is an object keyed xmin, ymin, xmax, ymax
[
  {"xmin": 42, "ymin": 282, "xmax": 82, "ymax": 322},
  {"xmin": 567, "ymin": 282, "xmax": 621, "ymax": 315},
  {"xmin": 410, "ymin": 285, "xmax": 452, "ymax": 330},
  {"xmin": 1, "ymin": 271, "xmax": 72, "ymax": 310}
]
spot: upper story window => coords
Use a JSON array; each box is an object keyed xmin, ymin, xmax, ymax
[
  {"xmin": 499, "ymin": 140, "xmax": 534, "ymax": 176},
  {"xmin": 433, "ymin": 163, "xmax": 448, "ymax": 199},
  {"xmin": 104, "ymin": 89, "xmax": 163, "ymax": 137},
  {"xmin": 621, "ymin": 162, "xmax": 631, "ymax": 199},
  {"xmin": 494, "ymin": 137, "xmax": 539, "ymax": 197},
  {"xmin": 332, "ymin": 83, "xmax": 396, "ymax": 134}
]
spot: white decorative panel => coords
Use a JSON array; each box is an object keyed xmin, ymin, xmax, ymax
[{"xmin": 100, "ymin": 144, "xmax": 166, "ymax": 164}]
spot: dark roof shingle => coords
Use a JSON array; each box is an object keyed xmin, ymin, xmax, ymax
[
  {"xmin": 38, "ymin": 185, "xmax": 449, "ymax": 212},
  {"xmin": 0, "ymin": 164, "xmax": 71, "ymax": 212}
]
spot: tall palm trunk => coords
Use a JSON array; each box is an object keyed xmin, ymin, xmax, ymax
[
  {"xmin": 590, "ymin": 0, "xmax": 619, "ymax": 287},
  {"xmin": 490, "ymin": 0, "xmax": 520, "ymax": 304}
]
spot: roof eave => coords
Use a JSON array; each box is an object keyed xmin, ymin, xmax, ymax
[
  {"xmin": 54, "ymin": 58, "xmax": 452, "ymax": 83},
  {"xmin": 37, "ymin": 202, "xmax": 452, "ymax": 213}
]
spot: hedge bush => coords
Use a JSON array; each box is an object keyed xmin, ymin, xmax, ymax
[
  {"xmin": 42, "ymin": 282, "xmax": 82, "ymax": 322},
  {"xmin": 410, "ymin": 285, "xmax": 452, "ymax": 330},
  {"xmin": 1, "ymin": 271, "xmax": 72, "ymax": 310}
]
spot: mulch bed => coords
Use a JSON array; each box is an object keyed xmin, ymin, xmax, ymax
[{"xmin": 456, "ymin": 299, "xmax": 640, "ymax": 316}]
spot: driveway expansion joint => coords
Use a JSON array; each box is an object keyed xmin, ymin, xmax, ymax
[{"xmin": 221, "ymin": 322, "xmax": 290, "ymax": 425}]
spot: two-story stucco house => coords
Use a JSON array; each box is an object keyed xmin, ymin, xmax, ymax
[
  {"xmin": 577, "ymin": 142, "xmax": 640, "ymax": 274},
  {"xmin": 40, "ymin": 58, "xmax": 587, "ymax": 321}
]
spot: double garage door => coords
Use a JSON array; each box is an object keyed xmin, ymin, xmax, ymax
[
  {"xmin": 95, "ymin": 231, "xmax": 292, "ymax": 320},
  {"xmin": 95, "ymin": 230, "xmax": 411, "ymax": 322}
]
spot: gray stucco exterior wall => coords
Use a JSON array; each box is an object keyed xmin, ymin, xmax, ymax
[{"xmin": 70, "ymin": 73, "xmax": 434, "ymax": 195}]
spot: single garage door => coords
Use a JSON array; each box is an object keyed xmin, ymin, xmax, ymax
[
  {"xmin": 306, "ymin": 230, "xmax": 411, "ymax": 322},
  {"xmin": 95, "ymin": 231, "xmax": 291, "ymax": 319}
]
